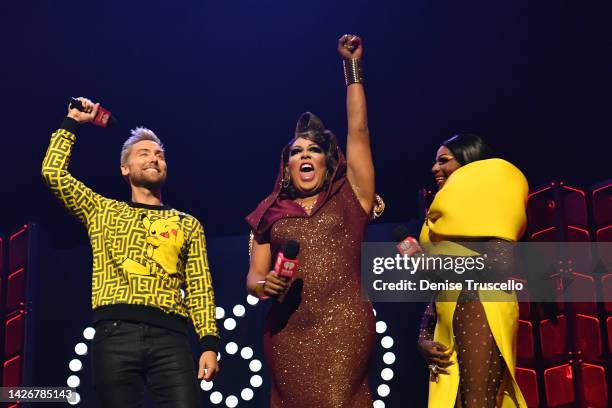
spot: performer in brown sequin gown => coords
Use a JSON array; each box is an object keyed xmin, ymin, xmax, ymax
[{"xmin": 246, "ymin": 35, "xmax": 378, "ymax": 408}]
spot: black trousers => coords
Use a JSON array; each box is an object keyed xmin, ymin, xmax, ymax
[{"xmin": 92, "ymin": 320, "xmax": 200, "ymax": 408}]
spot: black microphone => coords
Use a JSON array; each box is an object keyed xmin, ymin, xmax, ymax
[
  {"xmin": 274, "ymin": 240, "xmax": 300, "ymax": 278},
  {"xmin": 68, "ymin": 97, "xmax": 118, "ymax": 128}
]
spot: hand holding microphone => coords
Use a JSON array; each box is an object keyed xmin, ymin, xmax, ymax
[
  {"xmin": 393, "ymin": 225, "xmax": 422, "ymax": 256},
  {"xmin": 67, "ymin": 97, "xmax": 99, "ymax": 124},
  {"xmin": 261, "ymin": 240, "xmax": 300, "ymax": 298},
  {"xmin": 67, "ymin": 97, "xmax": 117, "ymax": 127}
]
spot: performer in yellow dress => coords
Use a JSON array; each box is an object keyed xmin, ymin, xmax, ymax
[{"xmin": 417, "ymin": 134, "xmax": 528, "ymax": 407}]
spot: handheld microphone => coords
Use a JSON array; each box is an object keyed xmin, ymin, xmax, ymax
[
  {"xmin": 274, "ymin": 240, "xmax": 300, "ymax": 278},
  {"xmin": 393, "ymin": 225, "xmax": 420, "ymax": 256},
  {"xmin": 68, "ymin": 97, "xmax": 118, "ymax": 128}
]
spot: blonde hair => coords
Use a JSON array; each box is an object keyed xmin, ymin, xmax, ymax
[{"xmin": 120, "ymin": 127, "xmax": 164, "ymax": 165}]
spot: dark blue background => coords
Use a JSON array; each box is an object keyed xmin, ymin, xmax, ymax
[
  {"xmin": 1, "ymin": 1, "xmax": 611, "ymax": 406},
  {"xmin": 2, "ymin": 0, "xmax": 611, "ymax": 237}
]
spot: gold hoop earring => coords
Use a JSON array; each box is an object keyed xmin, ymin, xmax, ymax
[{"xmin": 282, "ymin": 168, "xmax": 291, "ymax": 189}]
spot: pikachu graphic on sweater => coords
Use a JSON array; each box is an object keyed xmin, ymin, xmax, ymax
[{"xmin": 120, "ymin": 215, "xmax": 185, "ymax": 278}]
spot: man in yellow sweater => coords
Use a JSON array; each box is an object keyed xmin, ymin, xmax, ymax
[{"xmin": 42, "ymin": 97, "xmax": 219, "ymax": 407}]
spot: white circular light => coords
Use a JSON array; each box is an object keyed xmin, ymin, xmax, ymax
[
  {"xmin": 225, "ymin": 395, "xmax": 239, "ymax": 407},
  {"xmin": 377, "ymin": 384, "xmax": 390, "ymax": 397},
  {"xmin": 210, "ymin": 391, "xmax": 223, "ymax": 404},
  {"xmin": 74, "ymin": 343, "xmax": 88, "ymax": 356},
  {"xmin": 83, "ymin": 327, "xmax": 95, "ymax": 340},
  {"xmin": 373, "ymin": 400, "xmax": 385, "ymax": 408},
  {"xmin": 249, "ymin": 359, "xmax": 262, "ymax": 372},
  {"xmin": 233, "ymin": 305, "xmax": 246, "ymax": 317},
  {"xmin": 180, "ymin": 289, "xmax": 186, "ymax": 299},
  {"xmin": 69, "ymin": 359, "xmax": 82, "ymax": 372},
  {"xmin": 381, "ymin": 368, "xmax": 394, "ymax": 381},
  {"xmin": 216, "ymin": 307, "xmax": 226, "ymax": 320},
  {"xmin": 381, "ymin": 336, "xmax": 394, "ymax": 349},
  {"xmin": 67, "ymin": 375, "xmax": 80, "ymax": 388},
  {"xmin": 250, "ymin": 375, "xmax": 263, "ymax": 388},
  {"xmin": 372, "ymin": 308, "xmax": 377, "ymax": 316},
  {"xmin": 241, "ymin": 388, "xmax": 254, "ymax": 401},
  {"xmin": 376, "ymin": 321, "xmax": 387, "ymax": 334},
  {"xmin": 246, "ymin": 295, "xmax": 259, "ymax": 305},
  {"xmin": 240, "ymin": 347, "xmax": 254, "ymax": 360},
  {"xmin": 383, "ymin": 352, "xmax": 396, "ymax": 365},
  {"xmin": 217, "ymin": 353, "xmax": 222, "ymax": 361},
  {"xmin": 201, "ymin": 380, "xmax": 214, "ymax": 391},
  {"xmin": 224, "ymin": 318, "xmax": 237, "ymax": 331},
  {"xmin": 225, "ymin": 342, "xmax": 238, "ymax": 355},
  {"xmin": 68, "ymin": 392, "xmax": 81, "ymax": 405}
]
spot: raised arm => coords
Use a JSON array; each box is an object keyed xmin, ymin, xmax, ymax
[
  {"xmin": 338, "ymin": 34, "xmax": 375, "ymax": 214},
  {"xmin": 41, "ymin": 97, "xmax": 104, "ymax": 227}
]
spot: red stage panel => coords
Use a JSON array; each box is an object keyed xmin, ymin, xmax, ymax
[
  {"xmin": 2, "ymin": 355, "xmax": 22, "ymax": 388},
  {"xmin": 517, "ymin": 320, "xmax": 534, "ymax": 366},
  {"xmin": 574, "ymin": 314, "xmax": 601, "ymax": 361},
  {"xmin": 561, "ymin": 185, "xmax": 588, "ymax": 228},
  {"xmin": 527, "ymin": 186, "xmax": 556, "ymax": 234},
  {"xmin": 596, "ymin": 226, "xmax": 612, "ymax": 273},
  {"xmin": 527, "ymin": 183, "xmax": 588, "ymax": 235},
  {"xmin": 579, "ymin": 363, "xmax": 608, "ymax": 408},
  {"xmin": 540, "ymin": 315, "xmax": 568, "ymax": 362},
  {"xmin": 602, "ymin": 273, "xmax": 612, "ymax": 314},
  {"xmin": 607, "ymin": 316, "xmax": 612, "ymax": 354},
  {"xmin": 4, "ymin": 314, "xmax": 24, "ymax": 359},
  {"xmin": 8, "ymin": 226, "xmax": 28, "ymax": 273},
  {"xmin": 566, "ymin": 272, "xmax": 597, "ymax": 316},
  {"xmin": 591, "ymin": 181, "xmax": 612, "ymax": 228},
  {"xmin": 544, "ymin": 364, "xmax": 575, "ymax": 407},
  {"xmin": 515, "ymin": 367, "xmax": 539, "ymax": 408},
  {"xmin": 6, "ymin": 268, "xmax": 25, "ymax": 313}
]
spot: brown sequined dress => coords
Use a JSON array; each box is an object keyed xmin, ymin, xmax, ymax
[{"xmin": 263, "ymin": 180, "xmax": 375, "ymax": 408}]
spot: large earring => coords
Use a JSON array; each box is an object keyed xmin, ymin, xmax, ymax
[{"xmin": 282, "ymin": 167, "xmax": 291, "ymax": 189}]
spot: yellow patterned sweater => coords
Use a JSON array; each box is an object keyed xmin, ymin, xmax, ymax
[{"xmin": 42, "ymin": 119, "xmax": 219, "ymax": 351}]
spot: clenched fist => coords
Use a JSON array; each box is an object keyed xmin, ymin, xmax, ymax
[
  {"xmin": 67, "ymin": 97, "xmax": 99, "ymax": 124},
  {"xmin": 337, "ymin": 34, "xmax": 363, "ymax": 60}
]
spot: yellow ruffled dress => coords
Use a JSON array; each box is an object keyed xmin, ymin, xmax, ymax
[{"xmin": 419, "ymin": 158, "xmax": 528, "ymax": 408}]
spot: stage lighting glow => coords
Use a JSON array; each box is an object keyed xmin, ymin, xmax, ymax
[
  {"xmin": 83, "ymin": 327, "xmax": 95, "ymax": 340},
  {"xmin": 376, "ymin": 321, "xmax": 387, "ymax": 334},
  {"xmin": 383, "ymin": 352, "xmax": 396, "ymax": 365},
  {"xmin": 381, "ymin": 368, "xmax": 394, "ymax": 381},
  {"xmin": 224, "ymin": 318, "xmax": 237, "ymax": 330},
  {"xmin": 217, "ymin": 352, "xmax": 222, "ymax": 361},
  {"xmin": 67, "ymin": 375, "xmax": 80, "ymax": 388},
  {"xmin": 372, "ymin": 308, "xmax": 377, "ymax": 316},
  {"xmin": 249, "ymin": 359, "xmax": 262, "ymax": 372},
  {"xmin": 381, "ymin": 336, "xmax": 394, "ymax": 349},
  {"xmin": 225, "ymin": 395, "xmax": 239, "ymax": 407},
  {"xmin": 377, "ymin": 384, "xmax": 390, "ymax": 397},
  {"xmin": 250, "ymin": 375, "xmax": 263, "ymax": 388},
  {"xmin": 201, "ymin": 380, "xmax": 214, "ymax": 391},
  {"xmin": 181, "ymin": 289, "xmax": 186, "ymax": 299},
  {"xmin": 373, "ymin": 399, "xmax": 385, "ymax": 408},
  {"xmin": 210, "ymin": 391, "xmax": 223, "ymax": 404},
  {"xmin": 233, "ymin": 305, "xmax": 246, "ymax": 317},
  {"xmin": 69, "ymin": 359, "xmax": 83, "ymax": 372},
  {"xmin": 216, "ymin": 307, "xmax": 226, "ymax": 320},
  {"xmin": 241, "ymin": 388, "xmax": 254, "ymax": 401},
  {"xmin": 74, "ymin": 343, "xmax": 88, "ymax": 356},
  {"xmin": 226, "ymin": 342, "xmax": 238, "ymax": 355},
  {"xmin": 240, "ymin": 347, "xmax": 254, "ymax": 360},
  {"xmin": 246, "ymin": 295, "xmax": 259, "ymax": 305},
  {"xmin": 68, "ymin": 392, "xmax": 81, "ymax": 405}
]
